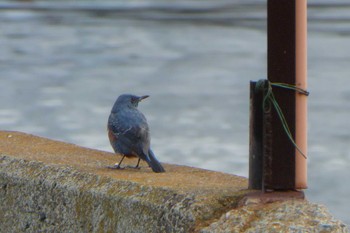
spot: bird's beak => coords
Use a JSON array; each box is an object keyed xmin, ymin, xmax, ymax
[{"xmin": 139, "ymin": 95, "xmax": 149, "ymax": 102}]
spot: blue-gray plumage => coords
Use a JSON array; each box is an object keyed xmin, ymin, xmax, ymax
[{"xmin": 107, "ymin": 94, "xmax": 165, "ymax": 173}]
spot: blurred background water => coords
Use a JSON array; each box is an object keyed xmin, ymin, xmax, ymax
[{"xmin": 1, "ymin": 0, "xmax": 350, "ymax": 226}]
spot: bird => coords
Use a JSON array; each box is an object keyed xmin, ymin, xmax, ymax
[{"xmin": 107, "ymin": 94, "xmax": 165, "ymax": 173}]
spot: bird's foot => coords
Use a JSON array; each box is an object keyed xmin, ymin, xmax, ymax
[
  {"xmin": 106, "ymin": 163, "xmax": 124, "ymax": 170},
  {"xmin": 125, "ymin": 165, "xmax": 141, "ymax": 170}
]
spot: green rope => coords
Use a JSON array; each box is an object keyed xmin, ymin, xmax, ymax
[
  {"xmin": 271, "ymin": 82, "xmax": 310, "ymax": 96},
  {"xmin": 256, "ymin": 79, "xmax": 308, "ymax": 159}
]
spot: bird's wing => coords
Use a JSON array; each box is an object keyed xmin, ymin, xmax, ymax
[{"xmin": 108, "ymin": 112, "xmax": 150, "ymax": 160}]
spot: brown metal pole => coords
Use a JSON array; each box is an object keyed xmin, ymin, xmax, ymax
[
  {"xmin": 249, "ymin": 0, "xmax": 307, "ymax": 191},
  {"xmin": 267, "ymin": 0, "xmax": 296, "ymax": 190}
]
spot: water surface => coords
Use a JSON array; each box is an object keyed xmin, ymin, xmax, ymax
[{"xmin": 1, "ymin": 0, "xmax": 350, "ymax": 226}]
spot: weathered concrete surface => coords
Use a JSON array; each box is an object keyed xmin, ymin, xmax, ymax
[
  {"xmin": 201, "ymin": 200, "xmax": 348, "ymax": 233},
  {"xmin": 0, "ymin": 131, "xmax": 347, "ymax": 233},
  {"xmin": 0, "ymin": 131, "xmax": 248, "ymax": 233}
]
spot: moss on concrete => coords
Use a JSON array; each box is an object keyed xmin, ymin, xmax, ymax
[
  {"xmin": 0, "ymin": 131, "xmax": 248, "ymax": 232},
  {"xmin": 0, "ymin": 131, "xmax": 347, "ymax": 232},
  {"xmin": 201, "ymin": 200, "xmax": 349, "ymax": 233}
]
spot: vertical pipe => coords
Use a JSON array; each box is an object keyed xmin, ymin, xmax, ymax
[
  {"xmin": 295, "ymin": 0, "xmax": 308, "ymax": 189},
  {"xmin": 250, "ymin": 0, "xmax": 308, "ymax": 191},
  {"xmin": 267, "ymin": 0, "xmax": 296, "ymax": 190},
  {"xmin": 249, "ymin": 82, "xmax": 263, "ymax": 190}
]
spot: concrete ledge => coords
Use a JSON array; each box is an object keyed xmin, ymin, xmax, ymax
[
  {"xmin": 0, "ymin": 131, "xmax": 248, "ymax": 232},
  {"xmin": 0, "ymin": 131, "xmax": 348, "ymax": 232}
]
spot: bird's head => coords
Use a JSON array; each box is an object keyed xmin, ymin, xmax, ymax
[{"xmin": 112, "ymin": 94, "xmax": 149, "ymax": 111}]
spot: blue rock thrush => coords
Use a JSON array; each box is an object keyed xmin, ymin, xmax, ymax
[{"xmin": 107, "ymin": 94, "xmax": 165, "ymax": 173}]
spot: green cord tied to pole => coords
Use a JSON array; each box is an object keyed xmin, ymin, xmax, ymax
[{"xmin": 255, "ymin": 79, "xmax": 309, "ymax": 159}]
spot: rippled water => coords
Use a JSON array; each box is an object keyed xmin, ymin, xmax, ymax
[{"xmin": 1, "ymin": 0, "xmax": 350, "ymax": 226}]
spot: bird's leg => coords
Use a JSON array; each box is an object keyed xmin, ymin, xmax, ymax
[
  {"xmin": 134, "ymin": 158, "xmax": 141, "ymax": 169},
  {"xmin": 125, "ymin": 158, "xmax": 141, "ymax": 169},
  {"xmin": 107, "ymin": 155, "xmax": 126, "ymax": 169}
]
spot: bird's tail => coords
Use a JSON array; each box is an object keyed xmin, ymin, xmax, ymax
[{"xmin": 146, "ymin": 149, "xmax": 165, "ymax": 173}]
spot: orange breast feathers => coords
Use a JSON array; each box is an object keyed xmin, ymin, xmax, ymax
[{"xmin": 108, "ymin": 128, "xmax": 137, "ymax": 158}]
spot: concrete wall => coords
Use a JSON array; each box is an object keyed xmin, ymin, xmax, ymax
[{"xmin": 0, "ymin": 131, "xmax": 348, "ymax": 233}]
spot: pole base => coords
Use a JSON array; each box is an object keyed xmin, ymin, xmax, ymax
[{"xmin": 239, "ymin": 190, "xmax": 305, "ymax": 206}]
